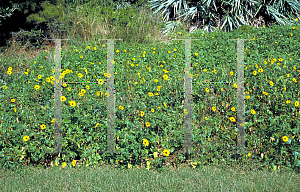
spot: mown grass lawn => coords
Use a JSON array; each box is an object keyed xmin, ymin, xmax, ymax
[{"xmin": 0, "ymin": 162, "xmax": 299, "ymax": 191}]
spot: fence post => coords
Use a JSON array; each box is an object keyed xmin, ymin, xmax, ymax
[
  {"xmin": 165, "ymin": 38, "xmax": 201, "ymax": 154},
  {"xmin": 183, "ymin": 39, "xmax": 192, "ymax": 154},
  {"xmin": 107, "ymin": 39, "xmax": 116, "ymax": 153},
  {"xmin": 97, "ymin": 39, "xmax": 123, "ymax": 154},
  {"xmin": 228, "ymin": 38, "xmax": 254, "ymax": 155},
  {"xmin": 45, "ymin": 38, "xmax": 71, "ymax": 155}
]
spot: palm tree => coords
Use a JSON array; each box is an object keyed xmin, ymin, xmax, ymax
[{"xmin": 146, "ymin": 0, "xmax": 300, "ymax": 35}]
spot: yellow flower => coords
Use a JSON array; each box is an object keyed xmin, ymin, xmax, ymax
[
  {"xmin": 163, "ymin": 74, "xmax": 168, "ymax": 80},
  {"xmin": 143, "ymin": 139, "xmax": 149, "ymax": 146},
  {"xmin": 78, "ymin": 73, "xmax": 83, "ymax": 78},
  {"xmin": 246, "ymin": 91, "xmax": 249, "ymax": 94},
  {"xmin": 87, "ymin": 46, "xmax": 90, "ymax": 49},
  {"xmin": 253, "ymin": 71, "xmax": 257, "ymax": 75},
  {"xmin": 287, "ymin": 74, "xmax": 290, "ymax": 77},
  {"xmin": 148, "ymin": 92, "xmax": 154, "ymax": 97},
  {"xmin": 71, "ymin": 160, "xmax": 77, "ymax": 167},
  {"xmin": 94, "ymin": 47, "xmax": 97, "ymax": 50},
  {"xmin": 11, "ymin": 99, "xmax": 15, "ymax": 102},
  {"xmin": 205, "ymin": 117, "xmax": 207, "ymax": 120},
  {"xmin": 146, "ymin": 161, "xmax": 150, "ymax": 171},
  {"xmin": 163, "ymin": 102, "xmax": 167, "ymax": 107},
  {"xmin": 195, "ymin": 53, "xmax": 198, "ymax": 56},
  {"xmin": 163, "ymin": 149, "xmax": 170, "ymax": 156},
  {"xmin": 191, "ymin": 162, "xmax": 197, "ymax": 168},
  {"xmin": 14, "ymin": 107, "xmax": 16, "ymax": 112},
  {"xmin": 231, "ymin": 107, "xmax": 235, "ymax": 111},
  {"xmin": 269, "ymin": 81, "xmax": 274, "ymax": 86},
  {"xmin": 295, "ymin": 101, "xmax": 299, "ymax": 107},
  {"xmin": 7, "ymin": 71, "xmax": 12, "ymax": 75},
  {"xmin": 263, "ymin": 91, "xmax": 268, "ymax": 96},
  {"xmin": 233, "ymin": 84, "xmax": 237, "ymax": 88},
  {"xmin": 62, "ymin": 83, "xmax": 67, "ymax": 87},
  {"xmin": 40, "ymin": 124, "xmax": 46, "ymax": 130},
  {"xmin": 61, "ymin": 96, "xmax": 66, "ymax": 102},
  {"xmin": 38, "ymin": 75, "xmax": 42, "ymax": 79},
  {"xmin": 212, "ymin": 107, "xmax": 216, "ymax": 112},
  {"xmin": 248, "ymin": 152, "xmax": 251, "ymax": 157},
  {"xmin": 141, "ymin": 111, "xmax": 144, "ymax": 117},
  {"xmin": 131, "ymin": 63, "xmax": 134, "ymax": 67},
  {"xmin": 230, "ymin": 71, "xmax": 234, "ymax": 76},
  {"xmin": 293, "ymin": 78, "xmax": 297, "ymax": 83},
  {"xmin": 286, "ymin": 100, "xmax": 291, "ymax": 104},
  {"xmin": 282, "ymin": 136, "xmax": 289, "ymax": 142},
  {"xmin": 128, "ymin": 163, "xmax": 132, "ymax": 169},
  {"xmin": 23, "ymin": 135, "xmax": 29, "ymax": 142},
  {"xmin": 246, "ymin": 95, "xmax": 250, "ymax": 99},
  {"xmin": 151, "ymin": 108, "xmax": 155, "ymax": 112},
  {"xmin": 229, "ymin": 117, "xmax": 236, "ymax": 122},
  {"xmin": 251, "ymin": 109, "xmax": 256, "ymax": 114},
  {"xmin": 146, "ymin": 122, "xmax": 150, "ymax": 127},
  {"xmin": 203, "ymin": 69, "xmax": 207, "ymax": 72},
  {"xmin": 69, "ymin": 101, "xmax": 76, "ymax": 107},
  {"xmin": 62, "ymin": 162, "xmax": 67, "ymax": 168},
  {"xmin": 119, "ymin": 106, "xmax": 124, "ymax": 110},
  {"xmin": 205, "ymin": 88, "xmax": 209, "ymax": 92},
  {"xmin": 105, "ymin": 93, "xmax": 109, "ymax": 97},
  {"xmin": 81, "ymin": 89, "xmax": 86, "ymax": 94},
  {"xmin": 8, "ymin": 67, "xmax": 12, "ymax": 71},
  {"xmin": 80, "ymin": 55, "xmax": 83, "ymax": 59},
  {"xmin": 98, "ymin": 79, "xmax": 104, "ymax": 85},
  {"xmin": 184, "ymin": 109, "xmax": 188, "ymax": 115},
  {"xmin": 34, "ymin": 85, "xmax": 40, "ymax": 90}
]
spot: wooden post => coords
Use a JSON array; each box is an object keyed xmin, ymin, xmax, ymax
[
  {"xmin": 45, "ymin": 38, "xmax": 71, "ymax": 155},
  {"xmin": 228, "ymin": 38, "xmax": 254, "ymax": 154},
  {"xmin": 97, "ymin": 39, "xmax": 123, "ymax": 154}
]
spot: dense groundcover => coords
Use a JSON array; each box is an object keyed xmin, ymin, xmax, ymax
[{"xmin": 0, "ymin": 23, "xmax": 300, "ymax": 173}]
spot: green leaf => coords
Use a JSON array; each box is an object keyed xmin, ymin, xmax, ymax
[{"xmin": 170, "ymin": 147, "xmax": 175, "ymax": 153}]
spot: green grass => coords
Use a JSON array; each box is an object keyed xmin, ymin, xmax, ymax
[{"xmin": 0, "ymin": 162, "xmax": 299, "ymax": 191}]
